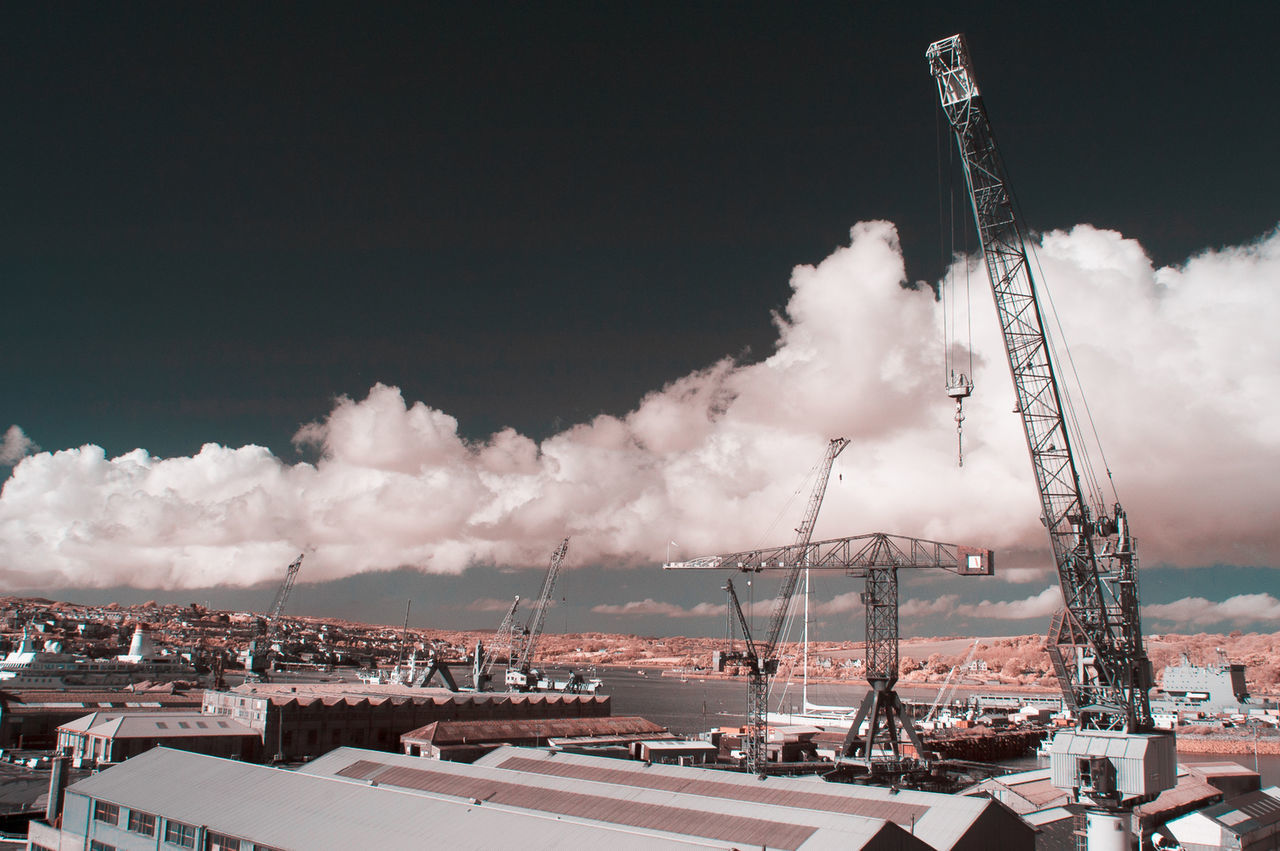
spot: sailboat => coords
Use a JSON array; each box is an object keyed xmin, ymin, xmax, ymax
[{"xmin": 763, "ymin": 570, "xmax": 860, "ymax": 731}]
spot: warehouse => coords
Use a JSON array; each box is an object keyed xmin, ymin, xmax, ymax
[
  {"xmin": 304, "ymin": 745, "xmax": 1034, "ymax": 851},
  {"xmin": 29, "ymin": 746, "xmax": 934, "ymax": 850},
  {"xmin": 202, "ymin": 681, "xmax": 610, "ymax": 761}
]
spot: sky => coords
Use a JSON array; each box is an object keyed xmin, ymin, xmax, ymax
[{"xmin": 2, "ymin": 3, "xmax": 1278, "ymax": 641}]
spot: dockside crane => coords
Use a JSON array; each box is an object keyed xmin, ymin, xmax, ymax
[
  {"xmin": 710, "ymin": 438, "xmax": 847, "ymax": 773},
  {"xmin": 505, "ymin": 538, "xmax": 570, "ymax": 692},
  {"xmin": 927, "ymin": 33, "xmax": 1173, "ymax": 843},
  {"xmin": 246, "ymin": 553, "xmax": 304, "ymax": 677},
  {"xmin": 474, "ymin": 595, "xmax": 521, "ymax": 691},
  {"xmin": 670, "ymin": 532, "xmax": 992, "ymax": 779}
]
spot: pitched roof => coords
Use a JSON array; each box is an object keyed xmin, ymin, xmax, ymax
[{"xmin": 67, "ymin": 747, "xmax": 915, "ymax": 850}]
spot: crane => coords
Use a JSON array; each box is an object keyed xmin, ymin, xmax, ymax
[
  {"xmin": 670, "ymin": 532, "xmax": 992, "ymax": 778},
  {"xmin": 922, "ymin": 637, "xmax": 980, "ymax": 726},
  {"xmin": 713, "ymin": 438, "xmax": 847, "ymax": 773},
  {"xmin": 474, "ymin": 595, "xmax": 520, "ymax": 691},
  {"xmin": 246, "ymin": 553, "xmax": 304, "ymax": 676},
  {"xmin": 927, "ymin": 32, "xmax": 1174, "ymax": 833},
  {"xmin": 505, "ymin": 538, "xmax": 570, "ymax": 691}
]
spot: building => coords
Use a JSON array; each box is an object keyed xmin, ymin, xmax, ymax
[
  {"xmin": 55, "ymin": 711, "xmax": 260, "ymax": 766},
  {"xmin": 30, "ymin": 746, "xmax": 947, "ymax": 850},
  {"xmin": 969, "ymin": 764, "xmax": 1254, "ymax": 850},
  {"xmin": 399, "ymin": 715, "xmax": 671, "ymax": 761},
  {"xmin": 308, "ymin": 745, "xmax": 1035, "ymax": 850},
  {"xmin": 201, "ymin": 682, "xmax": 611, "ymax": 761},
  {"xmin": 1156, "ymin": 786, "xmax": 1280, "ymax": 850},
  {"xmin": 0, "ymin": 689, "xmax": 202, "ymax": 749}
]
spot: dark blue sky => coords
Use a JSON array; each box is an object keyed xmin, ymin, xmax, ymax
[
  {"xmin": 3, "ymin": 4, "xmax": 1278, "ymax": 635},
  {"xmin": 6, "ymin": 3, "xmax": 1276, "ymax": 459}
]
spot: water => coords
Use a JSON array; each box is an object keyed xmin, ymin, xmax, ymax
[{"xmin": 600, "ymin": 667, "xmax": 1280, "ymax": 786}]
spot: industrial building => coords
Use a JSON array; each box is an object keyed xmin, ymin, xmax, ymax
[
  {"xmin": 399, "ymin": 715, "xmax": 671, "ymax": 761},
  {"xmin": 1156, "ymin": 786, "xmax": 1280, "ymax": 850},
  {"xmin": 201, "ymin": 681, "xmax": 610, "ymax": 761},
  {"xmin": 28, "ymin": 744, "xmax": 1034, "ymax": 850},
  {"xmin": 55, "ymin": 711, "xmax": 260, "ymax": 766},
  {"xmin": 0, "ymin": 688, "xmax": 202, "ymax": 749}
]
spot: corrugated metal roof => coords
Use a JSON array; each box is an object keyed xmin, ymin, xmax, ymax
[
  {"xmin": 1200, "ymin": 788, "xmax": 1280, "ymax": 834},
  {"xmin": 471, "ymin": 746, "xmax": 1001, "ymax": 851},
  {"xmin": 336, "ymin": 759, "xmax": 817, "ymax": 850},
  {"xmin": 84, "ymin": 712, "xmax": 258, "ymax": 739},
  {"xmin": 304, "ymin": 746, "xmax": 978, "ymax": 850},
  {"xmin": 490, "ymin": 751, "xmax": 931, "ymax": 823},
  {"xmin": 64, "ymin": 748, "xmax": 733, "ymax": 850},
  {"xmin": 401, "ymin": 715, "xmax": 665, "ymax": 745}
]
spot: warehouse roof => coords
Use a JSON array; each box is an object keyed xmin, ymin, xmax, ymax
[
  {"xmin": 401, "ymin": 715, "xmax": 666, "ymax": 746},
  {"xmin": 304, "ymin": 746, "xmax": 1018, "ymax": 850},
  {"xmin": 60, "ymin": 711, "xmax": 257, "ymax": 739},
  {"xmin": 473, "ymin": 746, "xmax": 1026, "ymax": 851},
  {"xmin": 64, "ymin": 747, "xmax": 747, "ymax": 849}
]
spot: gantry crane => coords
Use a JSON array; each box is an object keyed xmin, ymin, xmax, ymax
[
  {"xmin": 506, "ymin": 538, "xmax": 570, "ymax": 691},
  {"xmin": 927, "ymin": 33, "xmax": 1174, "ymax": 839},
  {"xmin": 246, "ymin": 553, "xmax": 304, "ymax": 676},
  {"xmin": 670, "ymin": 532, "xmax": 992, "ymax": 779}
]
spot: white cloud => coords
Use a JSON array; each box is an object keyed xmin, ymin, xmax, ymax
[
  {"xmin": 0, "ymin": 426, "xmax": 38, "ymax": 465},
  {"xmin": 466, "ymin": 597, "xmax": 520, "ymax": 613},
  {"xmin": 900, "ymin": 587, "xmax": 1063, "ymax": 620},
  {"xmin": 2, "ymin": 223, "xmax": 1279, "ymax": 595},
  {"xmin": 1144, "ymin": 593, "xmax": 1280, "ymax": 626},
  {"xmin": 591, "ymin": 599, "xmax": 724, "ymax": 618}
]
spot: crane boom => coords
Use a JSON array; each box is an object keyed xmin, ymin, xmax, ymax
[
  {"xmin": 927, "ymin": 33, "xmax": 1152, "ymax": 735},
  {"xmin": 928, "ymin": 34, "xmax": 1174, "ymax": 814},
  {"xmin": 761, "ymin": 437, "xmax": 849, "ymax": 655},
  {"xmin": 507, "ymin": 538, "xmax": 570, "ymax": 690},
  {"xmin": 267, "ymin": 554, "xmax": 304, "ymax": 626}
]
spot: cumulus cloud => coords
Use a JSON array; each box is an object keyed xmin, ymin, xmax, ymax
[
  {"xmin": 0, "ymin": 426, "xmax": 38, "ymax": 465},
  {"xmin": 901, "ymin": 586, "xmax": 1063, "ymax": 620},
  {"xmin": 2, "ymin": 222, "xmax": 1279, "ymax": 593},
  {"xmin": 466, "ymin": 597, "xmax": 520, "ymax": 613},
  {"xmin": 1144, "ymin": 593, "xmax": 1280, "ymax": 626},
  {"xmin": 592, "ymin": 599, "xmax": 725, "ymax": 618}
]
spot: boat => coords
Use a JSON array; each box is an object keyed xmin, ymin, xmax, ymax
[{"xmin": 0, "ymin": 625, "xmax": 196, "ymax": 689}]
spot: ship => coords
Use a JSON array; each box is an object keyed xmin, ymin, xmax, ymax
[
  {"xmin": 1150, "ymin": 651, "xmax": 1277, "ymax": 720},
  {"xmin": 0, "ymin": 624, "xmax": 196, "ymax": 689}
]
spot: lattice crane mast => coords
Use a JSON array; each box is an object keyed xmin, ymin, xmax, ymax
[
  {"xmin": 474, "ymin": 595, "xmax": 521, "ymax": 691},
  {"xmin": 733, "ymin": 439, "xmax": 848, "ymax": 771},
  {"xmin": 246, "ymin": 553, "xmax": 304, "ymax": 676},
  {"xmin": 927, "ymin": 33, "xmax": 1173, "ymax": 818},
  {"xmin": 506, "ymin": 538, "xmax": 570, "ymax": 691},
  {"xmin": 672, "ymin": 532, "xmax": 992, "ymax": 778}
]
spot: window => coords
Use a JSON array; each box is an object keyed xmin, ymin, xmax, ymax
[
  {"xmin": 206, "ymin": 831, "xmax": 241, "ymax": 850},
  {"xmin": 165, "ymin": 820, "xmax": 197, "ymax": 848},
  {"xmin": 90, "ymin": 842, "xmax": 116, "ymax": 851},
  {"xmin": 93, "ymin": 800, "xmax": 119, "ymax": 825},
  {"xmin": 128, "ymin": 809, "xmax": 156, "ymax": 836}
]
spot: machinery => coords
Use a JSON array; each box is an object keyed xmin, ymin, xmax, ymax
[
  {"xmin": 474, "ymin": 595, "xmax": 520, "ymax": 691},
  {"xmin": 671, "ymin": 532, "xmax": 992, "ymax": 780},
  {"xmin": 704, "ymin": 438, "xmax": 848, "ymax": 773},
  {"xmin": 505, "ymin": 538, "xmax": 570, "ymax": 691},
  {"xmin": 927, "ymin": 33, "xmax": 1174, "ymax": 844},
  {"xmin": 245, "ymin": 553, "xmax": 304, "ymax": 676}
]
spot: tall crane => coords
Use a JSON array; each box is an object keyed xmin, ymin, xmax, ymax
[
  {"xmin": 927, "ymin": 33, "xmax": 1173, "ymax": 837},
  {"xmin": 506, "ymin": 538, "xmax": 570, "ymax": 691},
  {"xmin": 246, "ymin": 553, "xmax": 304, "ymax": 676},
  {"xmin": 718, "ymin": 438, "xmax": 847, "ymax": 773},
  {"xmin": 671, "ymin": 532, "xmax": 992, "ymax": 780},
  {"xmin": 474, "ymin": 595, "xmax": 520, "ymax": 691}
]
